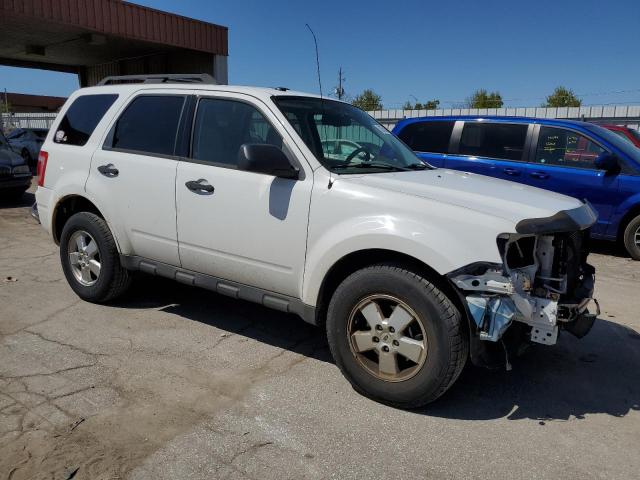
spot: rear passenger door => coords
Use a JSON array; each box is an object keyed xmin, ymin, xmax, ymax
[
  {"xmin": 445, "ymin": 121, "xmax": 532, "ymax": 181},
  {"xmin": 524, "ymin": 125, "xmax": 619, "ymax": 235},
  {"xmin": 87, "ymin": 92, "xmax": 189, "ymax": 265},
  {"xmin": 395, "ymin": 120, "xmax": 454, "ymax": 167}
]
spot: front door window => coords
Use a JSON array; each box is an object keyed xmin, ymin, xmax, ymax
[{"xmin": 535, "ymin": 127, "xmax": 605, "ymax": 169}]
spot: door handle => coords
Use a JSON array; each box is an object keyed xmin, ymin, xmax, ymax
[
  {"xmin": 97, "ymin": 163, "xmax": 119, "ymax": 177},
  {"xmin": 503, "ymin": 167, "xmax": 521, "ymax": 176},
  {"xmin": 185, "ymin": 179, "xmax": 215, "ymax": 194},
  {"xmin": 530, "ymin": 171, "xmax": 550, "ymax": 179}
]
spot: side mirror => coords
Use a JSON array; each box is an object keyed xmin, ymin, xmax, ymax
[
  {"xmin": 594, "ymin": 152, "xmax": 619, "ymax": 173},
  {"xmin": 237, "ymin": 144, "xmax": 299, "ymax": 180}
]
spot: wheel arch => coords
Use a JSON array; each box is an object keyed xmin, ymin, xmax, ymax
[
  {"xmin": 618, "ymin": 203, "xmax": 640, "ymax": 241},
  {"xmin": 313, "ymin": 248, "xmax": 470, "ymax": 333},
  {"xmin": 52, "ymin": 195, "xmax": 105, "ymax": 245}
]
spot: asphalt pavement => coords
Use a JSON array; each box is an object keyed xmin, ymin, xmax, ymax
[{"xmin": 1, "ymin": 189, "xmax": 639, "ymax": 480}]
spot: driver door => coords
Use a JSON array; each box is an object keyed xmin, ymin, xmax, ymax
[
  {"xmin": 523, "ymin": 125, "xmax": 620, "ymax": 235},
  {"xmin": 175, "ymin": 94, "xmax": 312, "ymax": 297}
]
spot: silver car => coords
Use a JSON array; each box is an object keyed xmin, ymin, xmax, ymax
[{"xmin": 6, "ymin": 128, "xmax": 47, "ymax": 169}]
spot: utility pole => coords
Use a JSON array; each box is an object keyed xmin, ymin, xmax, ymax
[
  {"xmin": 335, "ymin": 67, "xmax": 345, "ymax": 100},
  {"xmin": 2, "ymin": 89, "xmax": 8, "ymax": 132}
]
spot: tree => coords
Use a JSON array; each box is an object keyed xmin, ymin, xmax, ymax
[
  {"xmin": 544, "ymin": 86, "xmax": 581, "ymax": 107},
  {"xmin": 403, "ymin": 99, "xmax": 440, "ymax": 110},
  {"xmin": 352, "ymin": 89, "xmax": 383, "ymax": 111},
  {"xmin": 467, "ymin": 89, "xmax": 503, "ymax": 108}
]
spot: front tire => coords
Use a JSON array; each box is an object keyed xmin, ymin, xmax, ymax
[
  {"xmin": 326, "ymin": 265, "xmax": 468, "ymax": 408},
  {"xmin": 623, "ymin": 215, "xmax": 640, "ymax": 260},
  {"xmin": 60, "ymin": 212, "xmax": 131, "ymax": 302}
]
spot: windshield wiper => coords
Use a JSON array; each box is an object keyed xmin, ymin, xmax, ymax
[{"xmin": 331, "ymin": 162, "xmax": 410, "ymax": 172}]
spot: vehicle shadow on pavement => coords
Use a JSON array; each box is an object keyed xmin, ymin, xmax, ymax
[
  {"xmin": 114, "ymin": 276, "xmax": 639, "ymax": 421},
  {"xmin": 114, "ymin": 275, "xmax": 334, "ymax": 364},
  {"xmin": 424, "ymin": 318, "xmax": 640, "ymax": 421},
  {"xmin": 0, "ymin": 191, "xmax": 34, "ymax": 209},
  {"xmin": 589, "ymin": 239, "xmax": 630, "ymax": 258}
]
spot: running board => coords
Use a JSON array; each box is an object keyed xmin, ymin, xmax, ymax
[{"xmin": 119, "ymin": 255, "xmax": 317, "ymax": 325}]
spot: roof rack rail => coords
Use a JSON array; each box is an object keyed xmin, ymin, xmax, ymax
[{"xmin": 97, "ymin": 74, "xmax": 217, "ymax": 86}]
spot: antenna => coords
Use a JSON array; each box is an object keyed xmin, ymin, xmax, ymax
[
  {"xmin": 305, "ymin": 24, "xmax": 323, "ymax": 99},
  {"xmin": 305, "ymin": 23, "xmax": 333, "ymax": 189}
]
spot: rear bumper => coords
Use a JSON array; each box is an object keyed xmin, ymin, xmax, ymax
[{"xmin": 34, "ymin": 186, "xmax": 54, "ymax": 238}]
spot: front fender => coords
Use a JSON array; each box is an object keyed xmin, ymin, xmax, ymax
[
  {"xmin": 302, "ymin": 212, "xmax": 510, "ymax": 306},
  {"xmin": 609, "ymin": 192, "xmax": 640, "ymax": 238}
]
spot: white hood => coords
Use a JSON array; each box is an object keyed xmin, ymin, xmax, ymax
[{"xmin": 340, "ymin": 168, "xmax": 583, "ymax": 225}]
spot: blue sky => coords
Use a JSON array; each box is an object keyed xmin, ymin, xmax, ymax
[{"xmin": 2, "ymin": 0, "xmax": 639, "ymax": 108}]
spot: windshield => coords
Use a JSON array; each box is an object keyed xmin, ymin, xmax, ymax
[
  {"xmin": 273, "ymin": 96, "xmax": 430, "ymax": 174},
  {"xmin": 609, "ymin": 129, "xmax": 635, "ymax": 144},
  {"xmin": 583, "ymin": 123, "xmax": 640, "ymax": 164}
]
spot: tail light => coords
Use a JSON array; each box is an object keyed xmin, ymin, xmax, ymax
[{"xmin": 37, "ymin": 151, "xmax": 48, "ymax": 187}]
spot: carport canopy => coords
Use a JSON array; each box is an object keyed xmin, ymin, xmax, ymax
[{"xmin": 0, "ymin": 0, "xmax": 228, "ymax": 86}]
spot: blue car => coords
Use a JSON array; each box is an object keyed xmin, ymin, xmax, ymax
[{"xmin": 393, "ymin": 116, "xmax": 640, "ymax": 259}]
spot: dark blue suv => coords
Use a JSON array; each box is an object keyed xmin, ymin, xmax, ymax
[{"xmin": 393, "ymin": 116, "xmax": 640, "ymax": 259}]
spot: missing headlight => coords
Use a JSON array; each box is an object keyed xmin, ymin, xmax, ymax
[{"xmin": 498, "ymin": 235, "xmax": 536, "ymax": 270}]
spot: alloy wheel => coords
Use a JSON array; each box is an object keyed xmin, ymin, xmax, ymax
[
  {"xmin": 347, "ymin": 294, "xmax": 428, "ymax": 382},
  {"xmin": 68, "ymin": 230, "xmax": 101, "ymax": 286}
]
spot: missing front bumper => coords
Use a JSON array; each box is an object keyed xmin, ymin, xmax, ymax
[
  {"xmin": 454, "ymin": 271, "xmax": 567, "ymax": 346},
  {"xmin": 449, "ymin": 229, "xmax": 597, "ymax": 347}
]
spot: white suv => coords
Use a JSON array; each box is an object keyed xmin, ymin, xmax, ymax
[{"xmin": 35, "ymin": 76, "xmax": 598, "ymax": 407}]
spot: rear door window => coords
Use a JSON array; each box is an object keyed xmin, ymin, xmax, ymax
[
  {"xmin": 54, "ymin": 94, "xmax": 118, "ymax": 146},
  {"xmin": 459, "ymin": 122, "xmax": 528, "ymax": 161},
  {"xmin": 111, "ymin": 95, "xmax": 185, "ymax": 156},
  {"xmin": 397, "ymin": 121, "xmax": 454, "ymax": 153},
  {"xmin": 535, "ymin": 127, "xmax": 605, "ymax": 169}
]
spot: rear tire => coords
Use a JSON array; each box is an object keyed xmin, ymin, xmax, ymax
[
  {"xmin": 623, "ymin": 214, "xmax": 640, "ymax": 260},
  {"xmin": 60, "ymin": 212, "xmax": 131, "ymax": 302},
  {"xmin": 326, "ymin": 264, "xmax": 468, "ymax": 408}
]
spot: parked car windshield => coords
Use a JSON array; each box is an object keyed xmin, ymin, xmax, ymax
[
  {"xmin": 609, "ymin": 129, "xmax": 635, "ymax": 144},
  {"xmin": 629, "ymin": 128, "xmax": 640, "ymax": 142},
  {"xmin": 583, "ymin": 123, "xmax": 640, "ymax": 163},
  {"xmin": 273, "ymin": 96, "xmax": 431, "ymax": 174}
]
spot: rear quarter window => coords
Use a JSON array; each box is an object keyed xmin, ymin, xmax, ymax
[
  {"xmin": 54, "ymin": 94, "xmax": 118, "ymax": 146},
  {"xmin": 397, "ymin": 121, "xmax": 454, "ymax": 154}
]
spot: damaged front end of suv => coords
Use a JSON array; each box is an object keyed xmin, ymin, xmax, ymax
[{"xmin": 448, "ymin": 203, "xmax": 599, "ymax": 368}]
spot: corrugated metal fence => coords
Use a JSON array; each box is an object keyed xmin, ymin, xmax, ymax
[{"xmin": 1, "ymin": 113, "xmax": 58, "ymax": 131}]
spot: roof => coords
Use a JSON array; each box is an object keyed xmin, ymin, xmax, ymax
[
  {"xmin": 0, "ymin": 0, "xmax": 227, "ymax": 70},
  {"xmin": 394, "ymin": 115, "xmax": 590, "ymax": 130},
  {"xmin": 69, "ymin": 83, "xmax": 325, "ymax": 103},
  {"xmin": 2, "ymin": 92, "xmax": 67, "ymax": 112}
]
